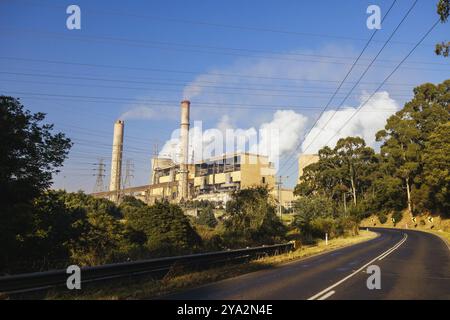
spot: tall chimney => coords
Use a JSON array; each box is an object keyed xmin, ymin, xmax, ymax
[
  {"xmin": 109, "ymin": 120, "xmax": 124, "ymax": 202},
  {"xmin": 179, "ymin": 100, "xmax": 190, "ymax": 200}
]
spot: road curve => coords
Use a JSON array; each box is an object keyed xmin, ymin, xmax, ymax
[{"xmin": 164, "ymin": 228, "xmax": 450, "ymax": 300}]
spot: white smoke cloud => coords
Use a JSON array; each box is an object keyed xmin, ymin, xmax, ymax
[
  {"xmin": 119, "ymin": 106, "xmax": 157, "ymax": 120},
  {"xmin": 301, "ymin": 91, "xmax": 399, "ymax": 153},
  {"xmin": 158, "ymin": 109, "xmax": 308, "ymax": 169},
  {"xmin": 217, "ymin": 114, "xmax": 234, "ymax": 133}
]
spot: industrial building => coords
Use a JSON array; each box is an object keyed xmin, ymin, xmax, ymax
[
  {"xmin": 92, "ymin": 100, "xmax": 295, "ymax": 209},
  {"xmin": 148, "ymin": 152, "xmax": 277, "ymax": 204},
  {"xmin": 298, "ymin": 153, "xmax": 319, "ymax": 181}
]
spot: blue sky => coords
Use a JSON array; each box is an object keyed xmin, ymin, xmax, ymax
[{"xmin": 1, "ymin": 0, "xmax": 449, "ymax": 191}]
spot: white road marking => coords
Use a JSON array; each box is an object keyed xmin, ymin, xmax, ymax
[
  {"xmin": 308, "ymin": 232, "xmax": 408, "ymax": 300},
  {"xmin": 317, "ymin": 290, "xmax": 335, "ymax": 300},
  {"xmin": 378, "ymin": 234, "xmax": 408, "ymax": 261}
]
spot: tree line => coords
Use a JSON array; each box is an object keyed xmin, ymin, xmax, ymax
[{"xmin": 294, "ymin": 80, "xmax": 450, "ymax": 227}]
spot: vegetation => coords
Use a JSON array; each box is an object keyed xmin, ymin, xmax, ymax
[
  {"xmin": 196, "ymin": 205, "xmax": 218, "ymax": 228},
  {"xmin": 126, "ymin": 200, "xmax": 202, "ymax": 257},
  {"xmin": 45, "ymin": 230, "xmax": 376, "ymax": 300},
  {"xmin": 436, "ymin": 0, "xmax": 449, "ymax": 57},
  {"xmin": 0, "ymin": 96, "xmax": 72, "ymax": 273},
  {"xmin": 376, "ymin": 80, "xmax": 449, "ymax": 215},
  {"xmin": 295, "ymin": 80, "xmax": 450, "ymax": 223},
  {"xmin": 223, "ymin": 187, "xmax": 287, "ymax": 247}
]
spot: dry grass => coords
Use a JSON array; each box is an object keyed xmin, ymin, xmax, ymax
[
  {"xmin": 360, "ymin": 212, "xmax": 450, "ymax": 247},
  {"xmin": 44, "ymin": 230, "xmax": 376, "ymax": 300}
]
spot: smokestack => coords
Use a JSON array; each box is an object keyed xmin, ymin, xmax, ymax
[
  {"xmin": 179, "ymin": 100, "xmax": 190, "ymax": 200},
  {"xmin": 109, "ymin": 120, "xmax": 124, "ymax": 202}
]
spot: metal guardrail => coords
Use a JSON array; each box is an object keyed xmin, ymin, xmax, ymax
[{"xmin": 0, "ymin": 242, "xmax": 294, "ymax": 294}]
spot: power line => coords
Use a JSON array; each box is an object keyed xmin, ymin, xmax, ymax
[
  {"xmin": 1, "ymin": 56, "xmax": 441, "ymax": 85},
  {"xmin": 9, "ymin": 0, "xmax": 437, "ymax": 47},
  {"xmin": 0, "ymin": 71, "xmax": 420, "ymax": 93},
  {"xmin": 283, "ymin": 19, "xmax": 441, "ymax": 179},
  {"xmin": 277, "ymin": 0, "xmax": 400, "ymax": 174},
  {"xmin": 1, "ymin": 27, "xmax": 448, "ymax": 72},
  {"xmin": 0, "ymin": 76, "xmax": 417, "ymax": 101},
  {"xmin": 301, "ymin": 0, "xmax": 419, "ymax": 158},
  {"xmin": 5, "ymin": 90, "xmax": 412, "ymax": 112}
]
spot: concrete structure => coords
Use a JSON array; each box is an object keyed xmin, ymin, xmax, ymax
[
  {"xmin": 298, "ymin": 153, "xmax": 319, "ymax": 181},
  {"xmin": 179, "ymin": 100, "xmax": 190, "ymax": 201},
  {"xmin": 93, "ymin": 101, "xmax": 296, "ymax": 208},
  {"xmin": 148, "ymin": 152, "xmax": 276, "ymax": 204},
  {"xmin": 277, "ymin": 188, "xmax": 296, "ymax": 209},
  {"xmin": 109, "ymin": 120, "xmax": 124, "ymax": 202},
  {"xmin": 93, "ymin": 152, "xmax": 295, "ymax": 208}
]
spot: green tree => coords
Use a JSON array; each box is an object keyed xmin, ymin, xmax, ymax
[
  {"xmin": 4, "ymin": 191, "xmax": 84, "ymax": 273},
  {"xmin": 197, "ymin": 206, "xmax": 218, "ymax": 228},
  {"xmin": 421, "ymin": 122, "xmax": 450, "ymax": 215},
  {"xmin": 334, "ymin": 137, "xmax": 377, "ymax": 206},
  {"xmin": 376, "ymin": 81, "xmax": 450, "ymax": 214},
  {"xmin": 295, "ymin": 138, "xmax": 377, "ymax": 212},
  {"xmin": 61, "ymin": 192, "xmax": 127, "ymax": 266},
  {"xmin": 295, "ymin": 146, "xmax": 344, "ymax": 201},
  {"xmin": 436, "ymin": 0, "xmax": 449, "ymax": 57},
  {"xmin": 0, "ymin": 96, "xmax": 72, "ymax": 271},
  {"xmin": 126, "ymin": 201, "xmax": 202, "ymax": 256},
  {"xmin": 224, "ymin": 187, "xmax": 286, "ymax": 246},
  {"xmin": 292, "ymin": 196, "xmax": 335, "ymax": 242}
]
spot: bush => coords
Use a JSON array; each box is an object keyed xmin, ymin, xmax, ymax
[
  {"xmin": 224, "ymin": 187, "xmax": 286, "ymax": 246},
  {"xmin": 197, "ymin": 206, "xmax": 218, "ymax": 228},
  {"xmin": 127, "ymin": 201, "xmax": 202, "ymax": 256},
  {"xmin": 293, "ymin": 196, "xmax": 337, "ymax": 243},
  {"xmin": 378, "ymin": 212, "xmax": 388, "ymax": 224},
  {"xmin": 336, "ymin": 216, "xmax": 359, "ymax": 237},
  {"xmin": 3, "ymin": 191, "xmax": 85, "ymax": 273},
  {"xmin": 311, "ymin": 217, "xmax": 336, "ymax": 238},
  {"xmin": 392, "ymin": 211, "xmax": 403, "ymax": 225}
]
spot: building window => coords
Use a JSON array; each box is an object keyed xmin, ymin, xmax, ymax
[{"xmin": 262, "ymin": 177, "xmax": 266, "ymax": 184}]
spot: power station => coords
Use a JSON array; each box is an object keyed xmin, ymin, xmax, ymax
[{"xmin": 93, "ymin": 100, "xmax": 299, "ymax": 209}]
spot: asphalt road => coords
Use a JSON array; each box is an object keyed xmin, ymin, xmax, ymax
[{"xmin": 166, "ymin": 228, "xmax": 450, "ymax": 300}]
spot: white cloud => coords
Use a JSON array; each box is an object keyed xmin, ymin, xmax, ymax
[{"xmin": 300, "ymin": 91, "xmax": 399, "ymax": 153}]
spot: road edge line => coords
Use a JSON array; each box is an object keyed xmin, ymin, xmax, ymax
[{"xmin": 308, "ymin": 231, "xmax": 407, "ymax": 300}]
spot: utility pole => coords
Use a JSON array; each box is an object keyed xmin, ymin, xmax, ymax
[
  {"xmin": 276, "ymin": 175, "xmax": 288, "ymax": 219},
  {"xmin": 93, "ymin": 158, "xmax": 106, "ymax": 193}
]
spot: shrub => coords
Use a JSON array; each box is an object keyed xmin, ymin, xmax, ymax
[
  {"xmin": 293, "ymin": 196, "xmax": 336, "ymax": 243},
  {"xmin": 336, "ymin": 216, "xmax": 359, "ymax": 237},
  {"xmin": 127, "ymin": 201, "xmax": 202, "ymax": 256},
  {"xmin": 311, "ymin": 217, "xmax": 337, "ymax": 238},
  {"xmin": 224, "ymin": 186, "xmax": 286, "ymax": 246},
  {"xmin": 392, "ymin": 211, "xmax": 403, "ymax": 226},
  {"xmin": 378, "ymin": 212, "xmax": 388, "ymax": 224},
  {"xmin": 197, "ymin": 206, "xmax": 218, "ymax": 228}
]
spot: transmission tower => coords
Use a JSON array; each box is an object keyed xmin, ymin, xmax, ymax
[
  {"xmin": 93, "ymin": 158, "xmax": 106, "ymax": 193},
  {"xmin": 123, "ymin": 159, "xmax": 134, "ymax": 189}
]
